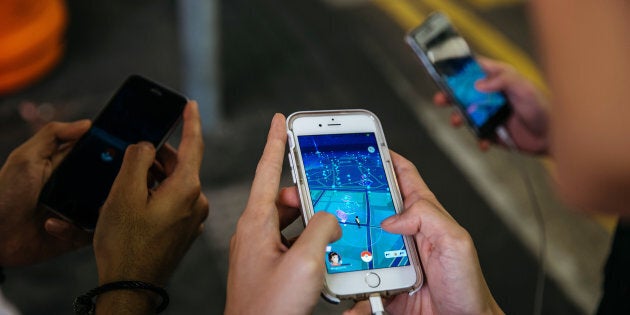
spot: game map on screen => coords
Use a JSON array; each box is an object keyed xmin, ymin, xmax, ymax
[{"xmin": 298, "ymin": 133, "xmax": 410, "ymax": 274}]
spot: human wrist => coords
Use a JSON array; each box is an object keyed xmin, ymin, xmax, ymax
[
  {"xmin": 98, "ymin": 273, "xmax": 164, "ymax": 287},
  {"xmin": 97, "ymin": 264, "xmax": 167, "ymax": 287},
  {"xmin": 94, "ymin": 286, "xmax": 161, "ymax": 315},
  {"xmin": 75, "ymin": 281, "xmax": 169, "ymax": 315}
]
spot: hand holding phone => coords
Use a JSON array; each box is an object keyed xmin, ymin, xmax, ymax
[
  {"xmin": 38, "ymin": 75, "xmax": 187, "ymax": 230},
  {"xmin": 286, "ymin": 110, "xmax": 423, "ymax": 301},
  {"xmin": 406, "ymin": 12, "xmax": 511, "ymax": 139},
  {"xmin": 0, "ymin": 121, "xmax": 93, "ymax": 267},
  {"xmin": 434, "ymin": 57, "xmax": 550, "ymax": 154},
  {"xmin": 345, "ymin": 152, "xmax": 504, "ymax": 315},
  {"xmin": 225, "ymin": 114, "xmax": 343, "ymax": 314}
]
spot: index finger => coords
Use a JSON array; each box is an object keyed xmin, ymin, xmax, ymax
[
  {"xmin": 477, "ymin": 56, "xmax": 512, "ymax": 76},
  {"xmin": 390, "ymin": 151, "xmax": 437, "ymax": 205},
  {"xmin": 171, "ymin": 101, "xmax": 204, "ymax": 178},
  {"xmin": 243, "ymin": 114, "xmax": 287, "ymax": 215}
]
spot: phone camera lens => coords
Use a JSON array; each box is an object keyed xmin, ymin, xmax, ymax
[{"xmin": 318, "ymin": 124, "xmax": 322, "ymax": 127}]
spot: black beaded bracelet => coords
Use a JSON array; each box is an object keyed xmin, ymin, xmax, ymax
[{"xmin": 73, "ymin": 281, "xmax": 169, "ymax": 315}]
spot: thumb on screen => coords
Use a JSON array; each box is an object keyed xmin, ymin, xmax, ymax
[
  {"xmin": 109, "ymin": 142, "xmax": 155, "ymax": 199},
  {"xmin": 287, "ymin": 212, "xmax": 341, "ymax": 265}
]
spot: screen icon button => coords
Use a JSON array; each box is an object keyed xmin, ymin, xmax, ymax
[
  {"xmin": 360, "ymin": 250, "xmax": 373, "ymax": 263},
  {"xmin": 384, "ymin": 250, "xmax": 408, "ymax": 259}
]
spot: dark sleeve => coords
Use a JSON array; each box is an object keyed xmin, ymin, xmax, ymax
[{"xmin": 597, "ymin": 222, "xmax": 630, "ymax": 314}]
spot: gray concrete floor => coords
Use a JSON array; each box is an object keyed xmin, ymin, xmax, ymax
[{"xmin": 0, "ymin": 0, "xmax": 611, "ymax": 314}]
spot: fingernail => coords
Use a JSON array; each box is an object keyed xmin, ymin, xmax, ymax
[
  {"xmin": 381, "ymin": 215, "xmax": 399, "ymax": 226},
  {"xmin": 273, "ymin": 113, "xmax": 283, "ymax": 122},
  {"xmin": 45, "ymin": 219, "xmax": 70, "ymax": 234},
  {"xmin": 137, "ymin": 141, "xmax": 153, "ymax": 148}
]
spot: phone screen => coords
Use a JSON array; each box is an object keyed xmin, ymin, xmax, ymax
[
  {"xmin": 297, "ymin": 133, "xmax": 410, "ymax": 274},
  {"xmin": 409, "ymin": 15, "xmax": 510, "ymax": 135},
  {"xmin": 39, "ymin": 75, "xmax": 186, "ymax": 230}
]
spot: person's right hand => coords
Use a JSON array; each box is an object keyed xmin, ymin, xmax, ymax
[
  {"xmin": 434, "ymin": 57, "xmax": 549, "ymax": 155},
  {"xmin": 93, "ymin": 101, "xmax": 209, "ymax": 314},
  {"xmin": 345, "ymin": 151, "xmax": 503, "ymax": 315},
  {"xmin": 225, "ymin": 114, "xmax": 342, "ymax": 315}
]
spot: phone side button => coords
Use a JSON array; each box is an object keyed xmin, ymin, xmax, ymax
[
  {"xmin": 287, "ymin": 153, "xmax": 297, "ymax": 184},
  {"xmin": 287, "ymin": 133, "xmax": 295, "ymax": 150},
  {"xmin": 364, "ymin": 272, "xmax": 381, "ymax": 288},
  {"xmin": 287, "ymin": 153, "xmax": 295, "ymax": 168}
]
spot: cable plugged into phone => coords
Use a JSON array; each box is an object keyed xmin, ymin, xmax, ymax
[
  {"xmin": 496, "ymin": 126, "xmax": 547, "ymax": 315},
  {"xmin": 369, "ymin": 294, "xmax": 385, "ymax": 315}
]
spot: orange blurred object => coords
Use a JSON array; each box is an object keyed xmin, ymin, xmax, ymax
[{"xmin": 0, "ymin": 0, "xmax": 67, "ymax": 95}]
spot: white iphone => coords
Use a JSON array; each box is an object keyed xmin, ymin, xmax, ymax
[{"xmin": 286, "ymin": 109, "xmax": 423, "ymax": 301}]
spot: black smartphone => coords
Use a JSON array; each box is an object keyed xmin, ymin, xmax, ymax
[
  {"xmin": 38, "ymin": 75, "xmax": 187, "ymax": 230},
  {"xmin": 405, "ymin": 12, "xmax": 511, "ymax": 138}
]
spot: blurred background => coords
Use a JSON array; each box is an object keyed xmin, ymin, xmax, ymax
[{"xmin": 0, "ymin": 0, "xmax": 614, "ymax": 314}]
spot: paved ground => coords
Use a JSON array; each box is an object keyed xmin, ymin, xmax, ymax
[{"xmin": 0, "ymin": 0, "xmax": 612, "ymax": 314}]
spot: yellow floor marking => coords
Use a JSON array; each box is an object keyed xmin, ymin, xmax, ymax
[
  {"xmin": 465, "ymin": 0, "xmax": 525, "ymax": 9},
  {"xmin": 372, "ymin": 0, "xmax": 427, "ymax": 30},
  {"xmin": 593, "ymin": 215, "xmax": 618, "ymax": 233}
]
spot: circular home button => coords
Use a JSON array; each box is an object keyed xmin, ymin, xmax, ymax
[{"xmin": 364, "ymin": 272, "xmax": 381, "ymax": 288}]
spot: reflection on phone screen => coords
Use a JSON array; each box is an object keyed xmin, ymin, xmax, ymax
[{"xmin": 298, "ymin": 133, "xmax": 410, "ymax": 274}]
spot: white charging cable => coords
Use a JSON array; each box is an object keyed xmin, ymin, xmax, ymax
[
  {"xmin": 495, "ymin": 126, "xmax": 547, "ymax": 315},
  {"xmin": 369, "ymin": 294, "xmax": 385, "ymax": 315}
]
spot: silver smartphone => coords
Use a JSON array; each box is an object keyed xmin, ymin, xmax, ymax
[
  {"xmin": 406, "ymin": 12, "xmax": 511, "ymax": 138},
  {"xmin": 286, "ymin": 109, "xmax": 423, "ymax": 301}
]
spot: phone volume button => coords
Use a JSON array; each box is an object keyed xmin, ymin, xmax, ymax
[
  {"xmin": 291, "ymin": 170, "xmax": 297, "ymax": 184},
  {"xmin": 287, "ymin": 134, "xmax": 295, "ymax": 150},
  {"xmin": 287, "ymin": 153, "xmax": 295, "ymax": 168},
  {"xmin": 287, "ymin": 154, "xmax": 297, "ymax": 184}
]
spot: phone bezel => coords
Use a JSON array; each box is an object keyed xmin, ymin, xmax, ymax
[
  {"xmin": 405, "ymin": 12, "xmax": 511, "ymax": 138},
  {"xmin": 286, "ymin": 109, "xmax": 423, "ymax": 300}
]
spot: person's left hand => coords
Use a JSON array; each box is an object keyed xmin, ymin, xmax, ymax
[
  {"xmin": 344, "ymin": 152, "xmax": 502, "ymax": 315},
  {"xmin": 225, "ymin": 113, "xmax": 342, "ymax": 315},
  {"xmin": 0, "ymin": 120, "xmax": 93, "ymax": 267},
  {"xmin": 433, "ymin": 57, "xmax": 549, "ymax": 155}
]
